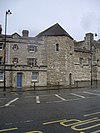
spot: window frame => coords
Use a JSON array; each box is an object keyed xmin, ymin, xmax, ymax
[
  {"xmin": 28, "ymin": 45, "xmax": 37, "ymax": 52},
  {"xmin": 0, "ymin": 72, "xmax": 3, "ymax": 81},
  {"xmin": 32, "ymin": 71, "xmax": 39, "ymax": 81},
  {"xmin": 27, "ymin": 58, "xmax": 37, "ymax": 66},
  {"xmin": 0, "ymin": 43, "xmax": 3, "ymax": 51},
  {"xmin": 0, "ymin": 57, "xmax": 2, "ymax": 65},
  {"xmin": 12, "ymin": 44, "xmax": 19, "ymax": 51},
  {"xmin": 55, "ymin": 43, "xmax": 59, "ymax": 52},
  {"xmin": 12, "ymin": 58, "xmax": 18, "ymax": 64}
]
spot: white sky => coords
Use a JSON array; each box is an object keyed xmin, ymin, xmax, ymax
[{"xmin": 0, "ymin": 0, "xmax": 100, "ymax": 40}]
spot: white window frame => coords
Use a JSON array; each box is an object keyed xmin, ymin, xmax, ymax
[
  {"xmin": 0, "ymin": 43, "xmax": 3, "ymax": 51},
  {"xmin": 27, "ymin": 58, "xmax": 37, "ymax": 66},
  {"xmin": 0, "ymin": 72, "xmax": 3, "ymax": 81},
  {"xmin": 28, "ymin": 45, "xmax": 37, "ymax": 52},
  {"xmin": 0, "ymin": 57, "xmax": 2, "ymax": 64},
  {"xmin": 32, "ymin": 72, "xmax": 39, "ymax": 81}
]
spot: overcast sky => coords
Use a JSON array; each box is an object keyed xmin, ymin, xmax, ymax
[{"xmin": 0, "ymin": 0, "xmax": 100, "ymax": 40}]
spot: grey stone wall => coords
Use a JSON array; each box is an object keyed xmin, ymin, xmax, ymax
[{"xmin": 43, "ymin": 36, "xmax": 74, "ymax": 86}]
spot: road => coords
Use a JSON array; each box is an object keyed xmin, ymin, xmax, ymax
[{"xmin": 0, "ymin": 87, "xmax": 100, "ymax": 133}]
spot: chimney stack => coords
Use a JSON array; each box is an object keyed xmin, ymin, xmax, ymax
[
  {"xmin": 0, "ymin": 25, "xmax": 2, "ymax": 34},
  {"xmin": 22, "ymin": 30, "xmax": 29, "ymax": 37}
]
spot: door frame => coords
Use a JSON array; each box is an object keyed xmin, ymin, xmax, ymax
[{"xmin": 17, "ymin": 73, "xmax": 22, "ymax": 89}]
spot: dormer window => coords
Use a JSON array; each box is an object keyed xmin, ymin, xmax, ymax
[{"xmin": 55, "ymin": 43, "xmax": 59, "ymax": 51}]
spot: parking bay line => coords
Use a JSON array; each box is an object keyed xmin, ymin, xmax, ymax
[
  {"xmin": 5, "ymin": 98, "xmax": 19, "ymax": 107},
  {"xmin": 83, "ymin": 91, "xmax": 100, "ymax": 96},
  {"xmin": 36, "ymin": 96, "xmax": 40, "ymax": 104},
  {"xmin": 71, "ymin": 93, "xmax": 85, "ymax": 98},
  {"xmin": 55, "ymin": 94, "xmax": 66, "ymax": 101}
]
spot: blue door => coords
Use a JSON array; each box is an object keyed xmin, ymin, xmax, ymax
[{"xmin": 17, "ymin": 73, "xmax": 22, "ymax": 89}]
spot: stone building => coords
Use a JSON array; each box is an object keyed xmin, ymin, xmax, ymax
[{"xmin": 0, "ymin": 23, "xmax": 100, "ymax": 91}]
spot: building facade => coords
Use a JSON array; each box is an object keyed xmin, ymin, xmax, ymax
[{"xmin": 0, "ymin": 23, "xmax": 100, "ymax": 91}]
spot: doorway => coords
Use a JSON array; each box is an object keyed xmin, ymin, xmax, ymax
[
  {"xmin": 69, "ymin": 73, "xmax": 72, "ymax": 87},
  {"xmin": 17, "ymin": 73, "xmax": 22, "ymax": 89}
]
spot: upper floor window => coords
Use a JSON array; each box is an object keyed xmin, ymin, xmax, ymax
[
  {"xmin": 80, "ymin": 57, "xmax": 83, "ymax": 64},
  {"xmin": 12, "ymin": 44, "xmax": 19, "ymax": 51},
  {"xmin": 0, "ymin": 43, "xmax": 3, "ymax": 51},
  {"xmin": 0, "ymin": 57, "xmax": 2, "ymax": 64},
  {"xmin": 28, "ymin": 45, "xmax": 37, "ymax": 52},
  {"xmin": 12, "ymin": 58, "xmax": 18, "ymax": 64},
  {"xmin": 55, "ymin": 43, "xmax": 59, "ymax": 51},
  {"xmin": 27, "ymin": 58, "xmax": 37, "ymax": 66},
  {"xmin": 0, "ymin": 72, "xmax": 3, "ymax": 81}
]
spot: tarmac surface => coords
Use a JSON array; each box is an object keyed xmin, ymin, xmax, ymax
[{"xmin": 0, "ymin": 87, "xmax": 100, "ymax": 133}]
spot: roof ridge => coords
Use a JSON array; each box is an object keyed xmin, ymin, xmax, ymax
[{"xmin": 36, "ymin": 23, "xmax": 73, "ymax": 39}]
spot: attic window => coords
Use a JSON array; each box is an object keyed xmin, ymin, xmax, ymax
[{"xmin": 55, "ymin": 43, "xmax": 59, "ymax": 51}]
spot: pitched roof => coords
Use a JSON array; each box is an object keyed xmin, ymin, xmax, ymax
[{"xmin": 36, "ymin": 23, "xmax": 73, "ymax": 39}]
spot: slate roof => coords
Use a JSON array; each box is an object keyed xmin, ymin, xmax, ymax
[{"xmin": 36, "ymin": 23, "xmax": 73, "ymax": 39}]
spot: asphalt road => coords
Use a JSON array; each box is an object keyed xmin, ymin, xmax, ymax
[{"xmin": 0, "ymin": 87, "xmax": 100, "ymax": 133}]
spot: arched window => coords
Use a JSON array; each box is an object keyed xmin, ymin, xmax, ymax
[{"xmin": 55, "ymin": 43, "xmax": 59, "ymax": 51}]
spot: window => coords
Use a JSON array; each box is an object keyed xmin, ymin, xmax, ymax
[
  {"xmin": 27, "ymin": 58, "xmax": 37, "ymax": 66},
  {"xmin": 0, "ymin": 43, "xmax": 3, "ymax": 51},
  {"xmin": 80, "ymin": 57, "xmax": 83, "ymax": 64},
  {"xmin": 88, "ymin": 58, "xmax": 91, "ymax": 65},
  {"xmin": 55, "ymin": 43, "xmax": 59, "ymax": 51},
  {"xmin": 12, "ymin": 44, "xmax": 18, "ymax": 51},
  {"xmin": 32, "ymin": 72, "xmax": 39, "ymax": 81},
  {"xmin": 28, "ymin": 45, "xmax": 37, "ymax": 52},
  {"xmin": 0, "ymin": 72, "xmax": 3, "ymax": 81},
  {"xmin": 0, "ymin": 57, "xmax": 2, "ymax": 64},
  {"xmin": 12, "ymin": 58, "xmax": 18, "ymax": 64}
]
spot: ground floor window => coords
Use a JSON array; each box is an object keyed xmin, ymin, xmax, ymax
[
  {"xmin": 0, "ymin": 57, "xmax": 2, "ymax": 64},
  {"xmin": 32, "ymin": 72, "xmax": 39, "ymax": 81},
  {"xmin": 0, "ymin": 72, "xmax": 3, "ymax": 81}
]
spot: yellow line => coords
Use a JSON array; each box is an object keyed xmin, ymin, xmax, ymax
[
  {"xmin": 0, "ymin": 127, "xmax": 18, "ymax": 132},
  {"xmin": 43, "ymin": 119, "xmax": 66, "ymax": 125},
  {"xmin": 84, "ymin": 112, "xmax": 100, "ymax": 117},
  {"xmin": 71, "ymin": 119, "xmax": 100, "ymax": 131},
  {"xmin": 90, "ymin": 130, "xmax": 100, "ymax": 133}
]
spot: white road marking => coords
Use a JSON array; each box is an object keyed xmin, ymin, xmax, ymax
[
  {"xmin": 71, "ymin": 93, "xmax": 85, "ymax": 98},
  {"xmin": 36, "ymin": 96, "xmax": 40, "ymax": 104},
  {"xmin": 5, "ymin": 98, "xmax": 19, "ymax": 107},
  {"xmin": 55, "ymin": 94, "xmax": 66, "ymax": 101},
  {"xmin": 83, "ymin": 91, "xmax": 100, "ymax": 96},
  {"xmin": 46, "ymin": 98, "xmax": 80, "ymax": 104},
  {"xmin": 93, "ymin": 90, "xmax": 100, "ymax": 93}
]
